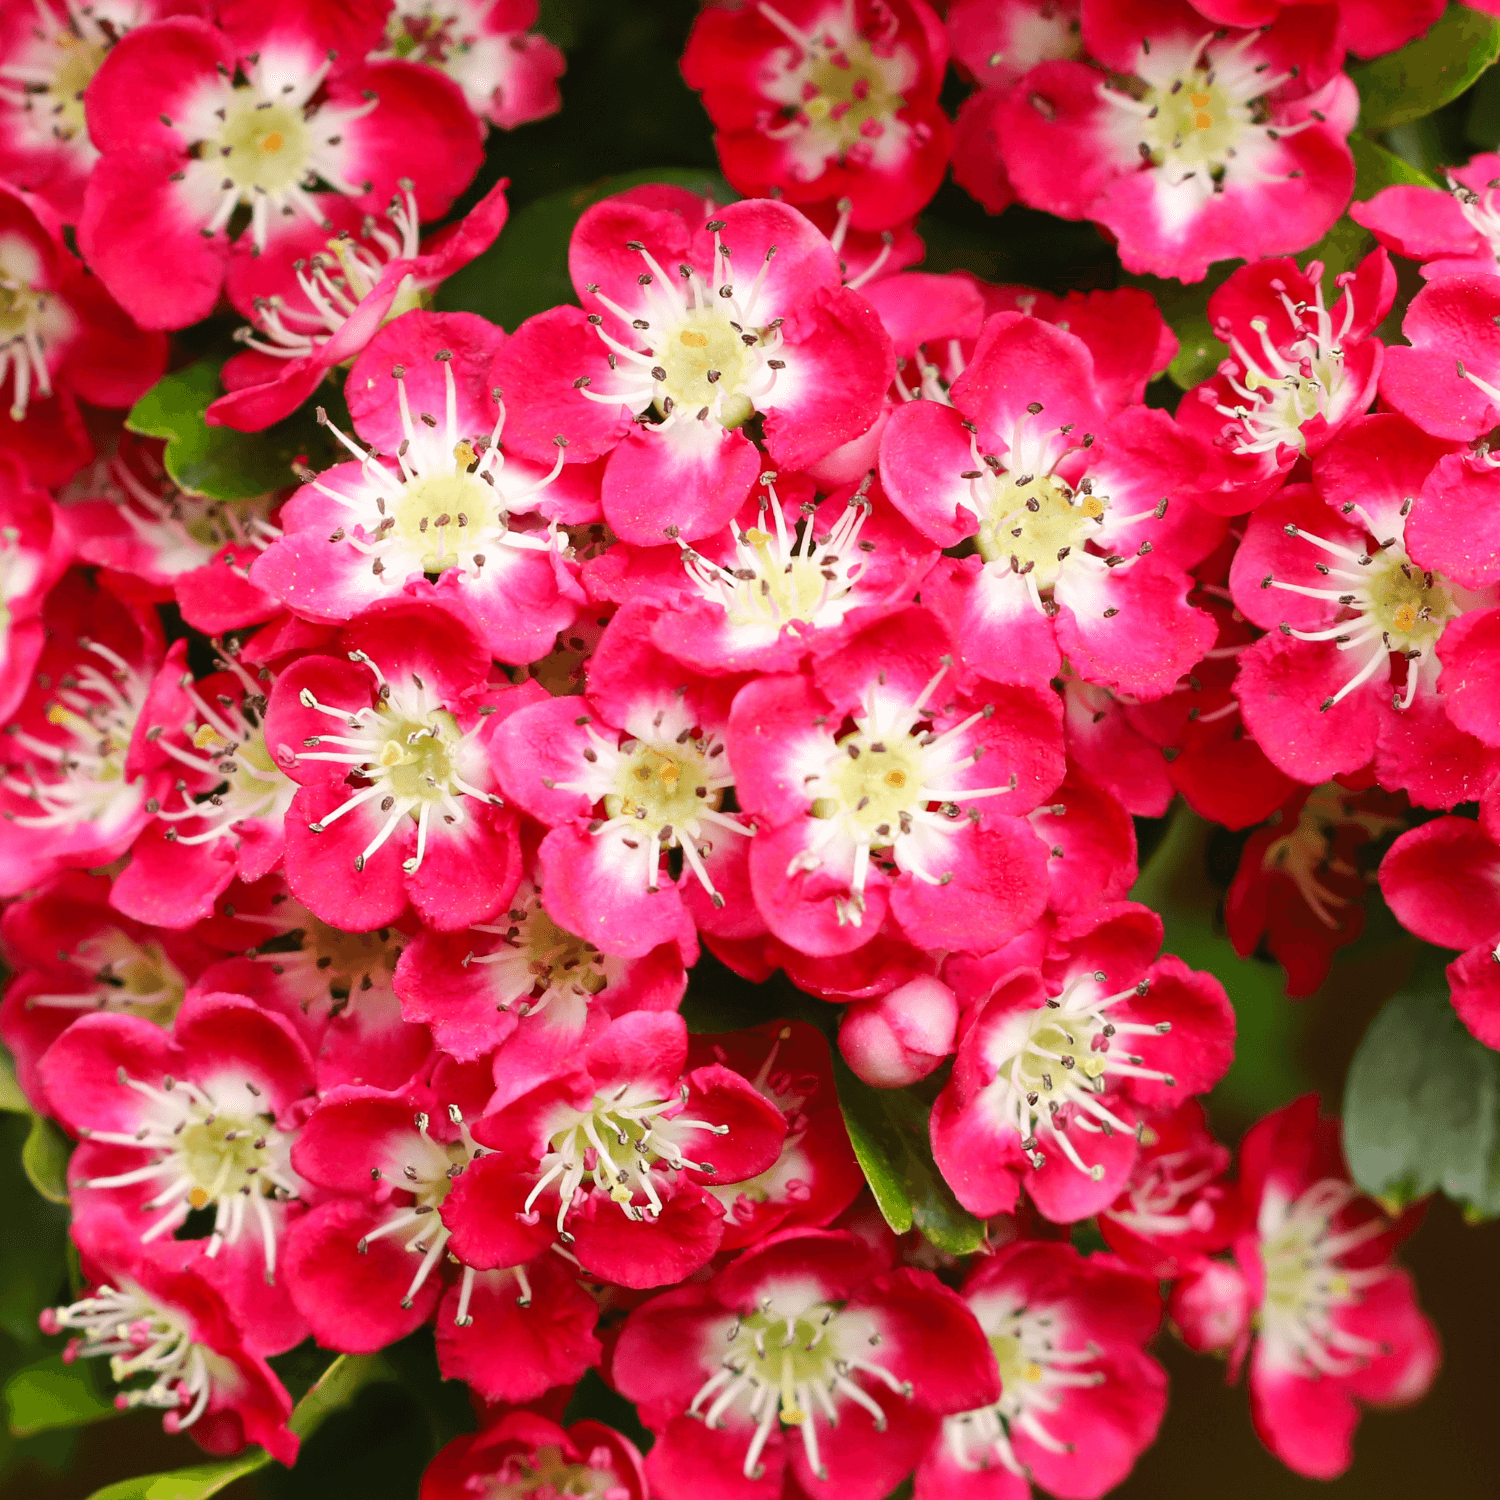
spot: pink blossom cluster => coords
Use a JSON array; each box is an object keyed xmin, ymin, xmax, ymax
[{"xmin": 0, "ymin": 0, "xmax": 1484, "ymax": 1496}]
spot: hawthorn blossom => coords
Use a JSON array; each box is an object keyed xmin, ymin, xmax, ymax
[
  {"xmin": 376, "ymin": 1, "xmax": 566, "ymax": 130},
  {"xmin": 727, "ymin": 606, "xmax": 1066, "ymax": 957},
  {"xmin": 264, "ymin": 594, "xmax": 528, "ymax": 932},
  {"xmin": 681, "ymin": 0, "xmax": 953, "ymax": 231},
  {"xmin": 932, "ymin": 901, "xmax": 1235, "ymax": 1222},
  {"xmin": 915, "ymin": 1240, "xmax": 1166, "ymax": 1500},
  {"xmin": 493, "ymin": 192, "xmax": 893, "ymax": 542},
  {"xmin": 421, "ymin": 1414, "xmax": 647, "ymax": 1500},
  {"xmin": 78, "ymin": 6, "xmax": 482, "ymax": 329},
  {"xmin": 996, "ymin": 0, "xmax": 1357, "ymax": 282},
  {"xmin": 44, "ymin": 1213, "xmax": 297, "ymax": 1464},
  {"xmin": 250, "ymin": 308, "xmax": 586, "ymax": 662}
]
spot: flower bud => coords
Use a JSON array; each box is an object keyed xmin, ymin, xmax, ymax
[
  {"xmin": 1168, "ymin": 1257, "xmax": 1252, "ymax": 1355},
  {"xmin": 839, "ymin": 976, "xmax": 958, "ymax": 1088}
]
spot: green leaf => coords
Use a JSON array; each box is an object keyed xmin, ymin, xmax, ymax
[
  {"xmin": 285, "ymin": 1354, "xmax": 387, "ymax": 1440},
  {"xmin": 0, "ymin": 1046, "xmax": 29, "ymax": 1114},
  {"xmin": 86, "ymin": 1450, "xmax": 271, "ymax": 1500},
  {"xmin": 21, "ymin": 1113, "xmax": 70, "ymax": 1205},
  {"xmin": 1351, "ymin": 3, "xmax": 1500, "ymax": 132},
  {"xmin": 83, "ymin": 1355, "xmax": 388, "ymax": 1500},
  {"xmin": 6, "ymin": 1355, "xmax": 119, "ymax": 1437},
  {"xmin": 126, "ymin": 363, "xmax": 323, "ymax": 503},
  {"xmin": 436, "ymin": 167, "xmax": 732, "ymax": 332},
  {"xmin": 831, "ymin": 1056, "xmax": 985, "ymax": 1254},
  {"xmin": 1343, "ymin": 964, "xmax": 1500, "ymax": 1219}
]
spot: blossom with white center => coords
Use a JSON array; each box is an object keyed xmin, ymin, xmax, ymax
[
  {"xmin": 551, "ymin": 710, "xmax": 746, "ymax": 906},
  {"xmin": 296, "ymin": 649, "xmax": 500, "ymax": 877},
  {"xmin": 375, "ymin": 0, "xmax": 565, "ymax": 129},
  {"xmin": 688, "ymin": 1293, "xmax": 912, "ymax": 1483},
  {"xmin": 310, "ymin": 365, "xmax": 567, "ymax": 589},
  {"xmin": 24, "ymin": 927, "xmax": 187, "ymax": 1024},
  {"xmin": 1208, "ymin": 266, "xmax": 1360, "ymax": 457},
  {"xmin": 95, "ymin": 448, "xmax": 280, "ymax": 579},
  {"xmin": 235, "ymin": 187, "xmax": 423, "ymax": 362},
  {"xmin": 675, "ymin": 476, "xmax": 874, "ymax": 642},
  {"xmin": 0, "ymin": 231, "xmax": 73, "ymax": 419},
  {"xmin": 358, "ymin": 1104, "xmax": 497, "ymax": 1320},
  {"xmin": 460, "ymin": 878, "xmax": 609, "ymax": 1016},
  {"xmin": 980, "ymin": 969, "xmax": 1176, "ymax": 1182},
  {"xmin": 1262, "ymin": 504, "xmax": 1462, "ymax": 712},
  {"xmin": 523, "ymin": 1083, "xmax": 729, "ymax": 1240},
  {"xmin": 1, "ymin": 634, "xmax": 149, "ymax": 840},
  {"xmin": 77, "ymin": 1070, "xmax": 301, "ymax": 1274},
  {"xmin": 793, "ymin": 659, "xmax": 1016, "ymax": 925},
  {"xmin": 148, "ymin": 654, "xmax": 295, "ymax": 849},
  {"xmin": 1257, "ymin": 1177, "xmax": 1394, "ymax": 1379},
  {"xmin": 1098, "ymin": 28, "xmax": 1314, "ymax": 219},
  {"xmin": 174, "ymin": 57, "xmax": 377, "ymax": 255},
  {"xmin": 751, "ymin": 1, "xmax": 918, "ymax": 185},
  {"xmin": 44, "ymin": 1284, "xmax": 221, "ymax": 1430},
  {"xmin": 942, "ymin": 1298, "xmax": 1104, "ymax": 1479},
  {"xmin": 959, "ymin": 413, "xmax": 1162, "ymax": 615},
  {"xmin": 579, "ymin": 223, "xmax": 788, "ymax": 436}
]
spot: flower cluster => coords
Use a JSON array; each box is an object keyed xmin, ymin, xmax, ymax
[{"xmin": 0, "ymin": 0, "xmax": 1481, "ymax": 1496}]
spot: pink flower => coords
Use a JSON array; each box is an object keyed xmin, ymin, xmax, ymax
[
  {"xmin": 0, "ymin": 183, "xmax": 168, "ymax": 485},
  {"xmin": 78, "ymin": 6, "xmax": 483, "ymax": 330},
  {"xmin": 879, "ymin": 312, "xmax": 1220, "ymax": 700},
  {"xmin": 493, "ymin": 192, "xmax": 894, "ymax": 543},
  {"xmin": 282, "ymin": 1059, "xmax": 602, "ymax": 1403},
  {"xmin": 1228, "ymin": 413, "xmax": 1500, "ymax": 806},
  {"xmin": 682, "ymin": 0, "xmax": 952, "ymax": 231},
  {"xmin": 420, "ymin": 1412, "xmax": 647, "ymax": 1500},
  {"xmin": 1098, "ymin": 1098, "xmax": 1241, "ymax": 1277},
  {"xmin": 393, "ymin": 868, "xmax": 689, "ymax": 1094},
  {"xmin": 914, "ymin": 1239, "xmax": 1166, "ymax": 1500},
  {"xmin": 44, "ymin": 1211, "xmax": 297, "ymax": 1465},
  {"xmin": 108, "ymin": 645, "xmax": 298, "ymax": 930},
  {"xmin": 1225, "ymin": 783, "xmax": 1405, "ymax": 997},
  {"xmin": 249, "ymin": 308, "xmax": 586, "ymax": 661},
  {"xmin": 612, "ymin": 1226, "xmax": 1001, "ymax": 1500},
  {"xmin": 932, "ymin": 901, "xmax": 1235, "ymax": 1222},
  {"xmin": 1232, "ymin": 1096, "xmax": 1439, "ymax": 1479},
  {"xmin": 489, "ymin": 600, "xmax": 747, "ymax": 959},
  {"xmin": 39, "ymin": 990, "xmax": 317, "ymax": 1354},
  {"xmin": 0, "ymin": 869, "xmax": 219, "ymax": 1113},
  {"xmin": 376, "ymin": 1, "xmax": 567, "ymax": 131},
  {"xmin": 1178, "ymin": 248, "xmax": 1395, "ymax": 514},
  {"xmin": 468, "ymin": 1011, "xmax": 787, "ymax": 1288},
  {"xmin": 190, "ymin": 873, "xmax": 432, "ymax": 1094},
  {"xmin": 0, "ymin": 570, "xmax": 165, "ymax": 897},
  {"xmin": 727, "ymin": 606, "xmax": 1065, "ymax": 956},
  {"xmin": 996, "ymin": 0, "xmax": 1357, "ymax": 282},
  {"xmin": 264, "ymin": 594, "xmax": 528, "ymax": 932},
  {"xmin": 583, "ymin": 471, "xmax": 938, "ymax": 677},
  {"xmin": 207, "ymin": 178, "xmax": 511, "ymax": 433},
  {"xmin": 688, "ymin": 1020, "xmax": 867, "ymax": 1248},
  {"xmin": 63, "ymin": 434, "xmax": 282, "ymax": 633},
  {"xmin": 0, "ymin": 0, "xmax": 211, "ymax": 222},
  {"xmin": 1379, "ymin": 790, "xmax": 1500, "ymax": 1049},
  {"xmin": 1353, "ymin": 151, "xmax": 1500, "ymax": 279}
]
